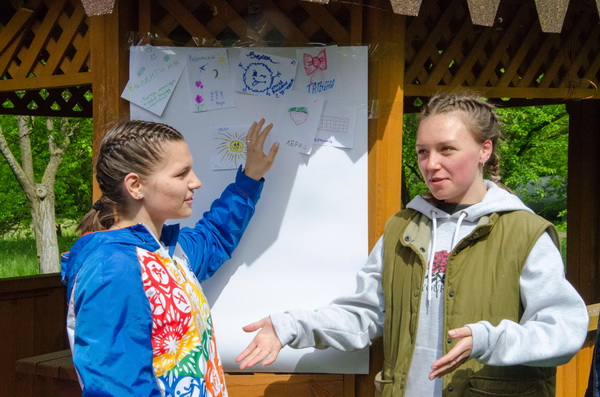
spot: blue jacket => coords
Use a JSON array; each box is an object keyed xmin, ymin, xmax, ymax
[{"xmin": 61, "ymin": 168, "xmax": 263, "ymax": 396}]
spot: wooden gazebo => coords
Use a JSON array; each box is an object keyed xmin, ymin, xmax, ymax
[{"xmin": 1, "ymin": 0, "xmax": 599, "ymax": 395}]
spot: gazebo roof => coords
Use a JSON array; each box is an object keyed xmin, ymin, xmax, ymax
[{"xmin": 80, "ymin": 0, "xmax": 600, "ymax": 33}]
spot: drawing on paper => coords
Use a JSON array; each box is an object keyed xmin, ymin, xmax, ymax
[
  {"xmin": 237, "ymin": 50, "xmax": 297, "ymax": 98},
  {"xmin": 186, "ymin": 49, "xmax": 234, "ymax": 112},
  {"xmin": 303, "ymin": 49, "xmax": 327, "ymax": 83},
  {"xmin": 288, "ymin": 107, "xmax": 309, "ymax": 125},
  {"xmin": 318, "ymin": 115, "xmax": 349, "ymax": 133},
  {"xmin": 213, "ymin": 129, "xmax": 247, "ymax": 168}
]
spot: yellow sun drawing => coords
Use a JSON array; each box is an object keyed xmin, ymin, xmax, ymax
[{"xmin": 214, "ymin": 129, "xmax": 247, "ymax": 167}]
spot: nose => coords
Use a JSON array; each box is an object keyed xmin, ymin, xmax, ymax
[
  {"xmin": 427, "ymin": 152, "xmax": 442, "ymax": 171},
  {"xmin": 189, "ymin": 171, "xmax": 202, "ymax": 190}
]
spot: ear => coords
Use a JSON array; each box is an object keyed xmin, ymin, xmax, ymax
[
  {"xmin": 123, "ymin": 173, "xmax": 143, "ymax": 200},
  {"xmin": 480, "ymin": 139, "xmax": 493, "ymax": 164}
]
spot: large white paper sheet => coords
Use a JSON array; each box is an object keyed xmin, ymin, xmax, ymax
[{"xmin": 130, "ymin": 46, "xmax": 369, "ymax": 374}]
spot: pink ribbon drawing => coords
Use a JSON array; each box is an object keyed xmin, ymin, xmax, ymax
[{"xmin": 303, "ymin": 49, "xmax": 327, "ymax": 83}]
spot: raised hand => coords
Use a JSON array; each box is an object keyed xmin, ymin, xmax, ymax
[{"xmin": 243, "ymin": 119, "xmax": 279, "ymax": 181}]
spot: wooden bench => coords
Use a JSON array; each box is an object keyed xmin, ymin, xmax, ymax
[{"xmin": 15, "ymin": 349, "xmax": 80, "ymax": 397}]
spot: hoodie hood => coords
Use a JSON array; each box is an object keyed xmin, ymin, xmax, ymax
[
  {"xmin": 406, "ymin": 180, "xmax": 532, "ymax": 221},
  {"xmin": 405, "ymin": 180, "xmax": 533, "ymax": 305},
  {"xmin": 61, "ymin": 223, "xmax": 180, "ymax": 300}
]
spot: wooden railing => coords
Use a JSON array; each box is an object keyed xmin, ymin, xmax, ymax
[
  {"xmin": 557, "ymin": 303, "xmax": 600, "ymax": 396},
  {"xmin": 2, "ymin": 275, "xmax": 598, "ymax": 397}
]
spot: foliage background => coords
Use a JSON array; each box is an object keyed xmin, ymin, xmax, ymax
[{"xmin": 0, "ymin": 115, "xmax": 93, "ymax": 237}]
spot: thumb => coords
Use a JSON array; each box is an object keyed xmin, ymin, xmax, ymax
[
  {"xmin": 448, "ymin": 326, "xmax": 472, "ymax": 339},
  {"xmin": 242, "ymin": 319, "xmax": 265, "ymax": 333}
]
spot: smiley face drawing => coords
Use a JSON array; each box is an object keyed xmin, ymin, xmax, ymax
[{"xmin": 239, "ymin": 62, "xmax": 281, "ymax": 94}]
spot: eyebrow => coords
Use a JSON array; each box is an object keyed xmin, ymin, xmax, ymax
[{"xmin": 416, "ymin": 140, "xmax": 458, "ymax": 147}]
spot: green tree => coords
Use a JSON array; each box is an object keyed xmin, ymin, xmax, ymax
[
  {"xmin": 0, "ymin": 115, "xmax": 92, "ymax": 273},
  {"xmin": 401, "ymin": 104, "xmax": 568, "ymax": 221}
]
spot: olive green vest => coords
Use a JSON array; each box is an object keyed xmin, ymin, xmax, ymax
[{"xmin": 378, "ymin": 209, "xmax": 560, "ymax": 397}]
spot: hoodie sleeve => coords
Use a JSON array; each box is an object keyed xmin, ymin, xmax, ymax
[
  {"xmin": 468, "ymin": 231, "xmax": 589, "ymax": 366},
  {"xmin": 270, "ymin": 237, "xmax": 385, "ymax": 351},
  {"xmin": 70, "ymin": 247, "xmax": 160, "ymax": 396},
  {"xmin": 178, "ymin": 166, "xmax": 264, "ymax": 282}
]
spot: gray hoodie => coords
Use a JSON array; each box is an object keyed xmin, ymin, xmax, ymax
[{"xmin": 270, "ymin": 181, "xmax": 588, "ymax": 396}]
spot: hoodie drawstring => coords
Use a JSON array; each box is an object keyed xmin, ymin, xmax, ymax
[
  {"xmin": 427, "ymin": 210, "xmax": 468, "ymax": 307},
  {"xmin": 452, "ymin": 211, "xmax": 467, "ymax": 249},
  {"xmin": 427, "ymin": 210, "xmax": 438, "ymax": 306}
]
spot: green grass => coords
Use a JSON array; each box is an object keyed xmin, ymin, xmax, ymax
[{"xmin": 0, "ymin": 226, "xmax": 79, "ymax": 278}]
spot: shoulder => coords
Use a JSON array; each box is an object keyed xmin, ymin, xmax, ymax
[{"xmin": 76, "ymin": 240, "xmax": 141, "ymax": 284}]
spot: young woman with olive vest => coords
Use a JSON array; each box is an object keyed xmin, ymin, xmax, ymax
[{"xmin": 236, "ymin": 92, "xmax": 588, "ymax": 397}]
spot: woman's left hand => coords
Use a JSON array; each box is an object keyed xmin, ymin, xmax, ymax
[
  {"xmin": 243, "ymin": 119, "xmax": 279, "ymax": 181},
  {"xmin": 429, "ymin": 326, "xmax": 473, "ymax": 380}
]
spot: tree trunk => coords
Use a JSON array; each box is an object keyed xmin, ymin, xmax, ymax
[
  {"xmin": 0, "ymin": 116, "xmax": 73, "ymax": 274},
  {"xmin": 30, "ymin": 183, "xmax": 60, "ymax": 274}
]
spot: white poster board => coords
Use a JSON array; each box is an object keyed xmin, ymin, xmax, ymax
[{"xmin": 129, "ymin": 46, "xmax": 369, "ymax": 373}]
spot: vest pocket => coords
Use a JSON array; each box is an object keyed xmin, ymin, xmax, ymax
[{"xmin": 467, "ymin": 376, "xmax": 545, "ymax": 396}]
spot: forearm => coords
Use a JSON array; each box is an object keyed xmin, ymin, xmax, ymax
[{"xmin": 469, "ymin": 233, "xmax": 588, "ymax": 366}]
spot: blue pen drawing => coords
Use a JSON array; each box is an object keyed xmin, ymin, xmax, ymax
[
  {"xmin": 237, "ymin": 49, "xmax": 297, "ymax": 98},
  {"xmin": 246, "ymin": 51, "xmax": 280, "ymax": 63}
]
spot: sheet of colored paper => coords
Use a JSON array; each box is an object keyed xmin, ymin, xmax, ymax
[
  {"xmin": 210, "ymin": 125, "xmax": 248, "ymax": 170},
  {"xmin": 185, "ymin": 48, "xmax": 235, "ymax": 112},
  {"xmin": 122, "ymin": 46, "xmax": 186, "ymax": 116},
  {"xmin": 273, "ymin": 91, "xmax": 325, "ymax": 154},
  {"xmin": 313, "ymin": 104, "xmax": 357, "ymax": 149},
  {"xmin": 294, "ymin": 45, "xmax": 341, "ymax": 98}
]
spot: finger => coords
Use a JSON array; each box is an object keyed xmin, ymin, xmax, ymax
[
  {"xmin": 262, "ymin": 349, "xmax": 280, "ymax": 366},
  {"xmin": 235, "ymin": 342, "xmax": 257, "ymax": 362},
  {"xmin": 256, "ymin": 122, "xmax": 273, "ymax": 147},
  {"xmin": 266, "ymin": 142, "xmax": 280, "ymax": 162},
  {"xmin": 241, "ymin": 348, "xmax": 271, "ymax": 369},
  {"xmin": 250, "ymin": 119, "xmax": 265, "ymax": 139},
  {"xmin": 242, "ymin": 321, "xmax": 263, "ymax": 333},
  {"xmin": 448, "ymin": 326, "xmax": 472, "ymax": 339}
]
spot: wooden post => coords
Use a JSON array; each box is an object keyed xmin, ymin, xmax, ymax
[
  {"xmin": 359, "ymin": 1, "xmax": 406, "ymax": 394},
  {"xmin": 566, "ymin": 100, "xmax": 600, "ymax": 305},
  {"xmin": 89, "ymin": 0, "xmax": 137, "ymax": 200}
]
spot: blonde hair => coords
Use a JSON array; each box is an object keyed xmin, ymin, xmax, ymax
[
  {"xmin": 77, "ymin": 120, "xmax": 185, "ymax": 234},
  {"xmin": 420, "ymin": 92, "xmax": 510, "ymax": 190}
]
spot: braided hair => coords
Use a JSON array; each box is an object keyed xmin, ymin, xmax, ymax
[{"xmin": 77, "ymin": 120, "xmax": 185, "ymax": 233}]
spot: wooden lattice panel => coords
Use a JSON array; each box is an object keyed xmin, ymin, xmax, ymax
[
  {"xmin": 0, "ymin": 86, "xmax": 92, "ymax": 117},
  {"xmin": 0, "ymin": 0, "xmax": 92, "ymax": 116},
  {"xmin": 405, "ymin": 0, "xmax": 600, "ymax": 99},
  {"xmin": 139, "ymin": 0, "xmax": 362, "ymax": 47}
]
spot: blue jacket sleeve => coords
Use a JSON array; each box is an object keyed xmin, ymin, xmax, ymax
[
  {"xmin": 72, "ymin": 247, "xmax": 160, "ymax": 396},
  {"xmin": 178, "ymin": 167, "xmax": 264, "ymax": 282}
]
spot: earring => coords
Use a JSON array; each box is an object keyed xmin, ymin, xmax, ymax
[{"xmin": 136, "ymin": 194, "xmax": 142, "ymax": 199}]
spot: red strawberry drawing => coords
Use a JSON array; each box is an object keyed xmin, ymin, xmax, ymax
[{"xmin": 288, "ymin": 107, "xmax": 309, "ymax": 125}]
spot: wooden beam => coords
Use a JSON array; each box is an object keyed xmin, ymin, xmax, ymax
[
  {"xmin": 0, "ymin": 73, "xmax": 92, "ymax": 92},
  {"xmin": 359, "ymin": 1, "xmax": 405, "ymax": 394},
  {"xmin": 0, "ymin": 7, "xmax": 35, "ymax": 55},
  {"xmin": 89, "ymin": 0, "xmax": 137, "ymax": 200}
]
